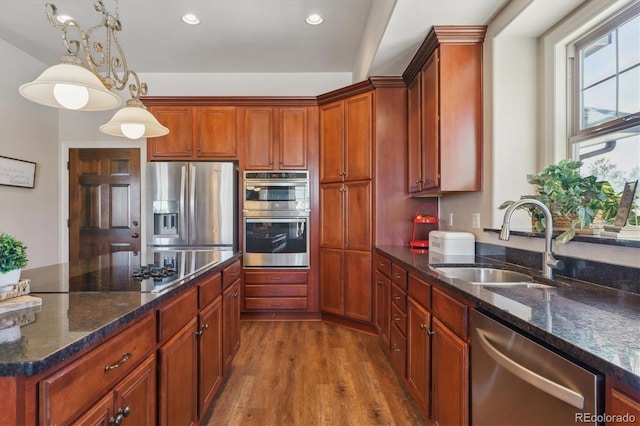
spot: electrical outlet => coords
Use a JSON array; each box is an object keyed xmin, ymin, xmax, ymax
[{"xmin": 472, "ymin": 213, "xmax": 481, "ymax": 229}]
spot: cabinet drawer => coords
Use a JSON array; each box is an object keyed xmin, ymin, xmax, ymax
[
  {"xmin": 244, "ymin": 271, "xmax": 308, "ymax": 284},
  {"xmin": 222, "ymin": 259, "xmax": 242, "ymax": 289},
  {"xmin": 245, "ymin": 297, "xmax": 308, "ymax": 310},
  {"xmin": 391, "ymin": 302, "xmax": 407, "ymax": 335},
  {"xmin": 408, "ymin": 274, "xmax": 431, "ymax": 309},
  {"xmin": 374, "ymin": 253, "xmax": 391, "ymax": 277},
  {"xmin": 391, "ymin": 282, "xmax": 407, "ymax": 313},
  {"xmin": 391, "ymin": 264, "xmax": 407, "ymax": 290},
  {"xmin": 432, "ymin": 287, "xmax": 468, "ymax": 339},
  {"xmin": 157, "ymin": 286, "xmax": 198, "ymax": 343},
  {"xmin": 390, "ymin": 323, "xmax": 407, "ymax": 377},
  {"xmin": 244, "ymin": 284, "xmax": 308, "ymax": 297},
  {"xmin": 39, "ymin": 314, "xmax": 156, "ymax": 425},
  {"xmin": 198, "ymin": 272, "xmax": 222, "ymax": 308}
]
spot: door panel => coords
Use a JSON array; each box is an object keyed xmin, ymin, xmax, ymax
[{"xmin": 69, "ymin": 148, "xmax": 141, "ymax": 261}]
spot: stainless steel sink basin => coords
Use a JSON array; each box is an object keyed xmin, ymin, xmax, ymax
[{"xmin": 435, "ymin": 267, "xmax": 551, "ymax": 288}]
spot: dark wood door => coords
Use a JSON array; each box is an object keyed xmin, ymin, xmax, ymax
[
  {"xmin": 114, "ymin": 355, "xmax": 157, "ymax": 426},
  {"xmin": 407, "ymin": 75, "xmax": 422, "ymax": 193},
  {"xmin": 344, "ymin": 92, "xmax": 372, "ymax": 182},
  {"xmin": 344, "ymin": 180, "xmax": 371, "ymax": 251},
  {"xmin": 343, "ymin": 250, "xmax": 372, "ymax": 322},
  {"xmin": 222, "ymin": 279, "xmax": 241, "ymax": 374},
  {"xmin": 278, "ymin": 107, "xmax": 309, "ymax": 170},
  {"xmin": 146, "ymin": 106, "xmax": 193, "ymax": 159},
  {"xmin": 319, "ymin": 101, "xmax": 344, "ymax": 183},
  {"xmin": 68, "ymin": 148, "xmax": 141, "ymax": 261},
  {"xmin": 407, "ymin": 297, "xmax": 431, "ymax": 417},
  {"xmin": 195, "ymin": 106, "xmax": 238, "ymax": 158},
  {"xmin": 421, "ymin": 49, "xmax": 440, "ymax": 191},
  {"xmin": 198, "ymin": 297, "xmax": 223, "ymax": 417},
  {"xmin": 243, "ymin": 107, "xmax": 275, "ymax": 170}
]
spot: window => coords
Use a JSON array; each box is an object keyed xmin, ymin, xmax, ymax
[{"xmin": 570, "ymin": 2, "xmax": 640, "ymax": 194}]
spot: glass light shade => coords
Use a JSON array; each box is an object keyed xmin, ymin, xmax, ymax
[
  {"xmin": 53, "ymin": 83, "xmax": 89, "ymax": 110},
  {"xmin": 19, "ymin": 62, "xmax": 121, "ymax": 111},
  {"xmin": 100, "ymin": 104, "xmax": 170, "ymax": 139}
]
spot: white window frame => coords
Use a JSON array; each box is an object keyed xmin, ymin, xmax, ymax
[{"xmin": 539, "ymin": 0, "xmax": 637, "ymax": 168}]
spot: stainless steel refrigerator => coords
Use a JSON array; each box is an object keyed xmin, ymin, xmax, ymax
[{"xmin": 146, "ymin": 162, "xmax": 237, "ymax": 249}]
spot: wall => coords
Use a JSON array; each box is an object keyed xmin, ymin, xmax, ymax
[
  {"xmin": 439, "ymin": 0, "xmax": 640, "ymax": 268},
  {"xmin": 0, "ymin": 40, "xmax": 60, "ymax": 269}
]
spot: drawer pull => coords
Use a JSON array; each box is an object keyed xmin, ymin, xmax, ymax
[
  {"xmin": 376, "ymin": 280, "xmax": 384, "ymax": 286},
  {"xmin": 109, "ymin": 406, "xmax": 131, "ymax": 425},
  {"xmin": 270, "ymin": 290, "xmax": 282, "ymax": 293},
  {"xmin": 270, "ymin": 276, "xmax": 282, "ymax": 280},
  {"xmin": 104, "ymin": 352, "xmax": 131, "ymax": 371},
  {"xmin": 232, "ymin": 291, "xmax": 239, "ymax": 298},
  {"xmin": 393, "ymin": 294, "xmax": 402, "ymax": 300},
  {"xmin": 393, "ymin": 274, "xmax": 402, "ymax": 279},
  {"xmin": 272, "ymin": 303, "xmax": 282, "ymax": 306},
  {"xmin": 393, "ymin": 315, "xmax": 400, "ymax": 322},
  {"xmin": 195, "ymin": 323, "xmax": 209, "ymax": 336}
]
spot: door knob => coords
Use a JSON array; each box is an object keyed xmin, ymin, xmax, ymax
[{"xmin": 131, "ymin": 233, "xmax": 140, "ymax": 238}]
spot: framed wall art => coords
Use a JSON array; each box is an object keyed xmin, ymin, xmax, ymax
[{"xmin": 0, "ymin": 156, "xmax": 37, "ymax": 189}]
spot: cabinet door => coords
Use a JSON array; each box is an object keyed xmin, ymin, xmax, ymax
[
  {"xmin": 199, "ymin": 297, "xmax": 223, "ymax": 417},
  {"xmin": 407, "ymin": 298, "xmax": 431, "ymax": 416},
  {"xmin": 114, "ymin": 355, "xmax": 157, "ymax": 426},
  {"xmin": 243, "ymin": 107, "xmax": 275, "ymax": 170},
  {"xmin": 158, "ymin": 318, "xmax": 198, "ymax": 426},
  {"xmin": 606, "ymin": 378, "xmax": 640, "ymax": 426},
  {"xmin": 344, "ymin": 250, "xmax": 372, "ymax": 322},
  {"xmin": 344, "ymin": 180, "xmax": 371, "ymax": 251},
  {"xmin": 420, "ymin": 49, "xmax": 440, "ymax": 190},
  {"xmin": 431, "ymin": 317, "xmax": 469, "ymax": 426},
  {"xmin": 223, "ymin": 280, "xmax": 241, "ymax": 374},
  {"xmin": 319, "ymin": 183, "xmax": 345, "ymax": 248},
  {"xmin": 71, "ymin": 393, "xmax": 113, "ymax": 426},
  {"xmin": 147, "ymin": 106, "xmax": 193, "ymax": 159},
  {"xmin": 278, "ymin": 107, "xmax": 308, "ymax": 169},
  {"xmin": 344, "ymin": 92, "xmax": 372, "ymax": 182},
  {"xmin": 195, "ymin": 106, "xmax": 238, "ymax": 158},
  {"xmin": 319, "ymin": 248, "xmax": 344, "ymax": 315},
  {"xmin": 407, "ymin": 75, "xmax": 422, "ymax": 193},
  {"xmin": 375, "ymin": 271, "xmax": 391, "ymax": 348},
  {"xmin": 320, "ymin": 101, "xmax": 345, "ymax": 183}
]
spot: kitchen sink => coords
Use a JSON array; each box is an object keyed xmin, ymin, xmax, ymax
[{"xmin": 435, "ymin": 267, "xmax": 553, "ymax": 288}]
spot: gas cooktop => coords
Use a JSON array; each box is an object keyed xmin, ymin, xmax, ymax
[{"xmin": 23, "ymin": 249, "xmax": 235, "ymax": 293}]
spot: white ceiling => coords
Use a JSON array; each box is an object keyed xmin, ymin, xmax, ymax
[{"xmin": 0, "ymin": 0, "xmax": 510, "ymax": 80}]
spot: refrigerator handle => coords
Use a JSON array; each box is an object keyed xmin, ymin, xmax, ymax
[
  {"xmin": 180, "ymin": 165, "xmax": 188, "ymax": 241},
  {"xmin": 189, "ymin": 164, "xmax": 196, "ymax": 241}
]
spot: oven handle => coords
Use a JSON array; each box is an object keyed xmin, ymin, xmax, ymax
[
  {"xmin": 244, "ymin": 217, "xmax": 308, "ymax": 224},
  {"xmin": 475, "ymin": 328, "xmax": 585, "ymax": 409}
]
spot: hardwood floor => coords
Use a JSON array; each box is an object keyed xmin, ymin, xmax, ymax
[{"xmin": 203, "ymin": 321, "xmax": 426, "ymax": 426}]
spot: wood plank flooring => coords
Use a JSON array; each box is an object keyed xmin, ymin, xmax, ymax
[{"xmin": 203, "ymin": 321, "xmax": 426, "ymax": 426}]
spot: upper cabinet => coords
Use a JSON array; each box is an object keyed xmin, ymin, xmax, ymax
[
  {"xmin": 242, "ymin": 106, "xmax": 312, "ymax": 170},
  {"xmin": 319, "ymin": 92, "xmax": 372, "ymax": 183},
  {"xmin": 146, "ymin": 105, "xmax": 238, "ymax": 160},
  {"xmin": 404, "ymin": 26, "xmax": 486, "ymax": 194}
]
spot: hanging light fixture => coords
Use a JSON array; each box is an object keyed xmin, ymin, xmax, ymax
[{"xmin": 19, "ymin": 1, "xmax": 169, "ymax": 139}]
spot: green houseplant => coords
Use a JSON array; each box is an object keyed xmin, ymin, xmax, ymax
[
  {"xmin": 499, "ymin": 159, "xmax": 617, "ymax": 243},
  {"xmin": 0, "ymin": 233, "xmax": 28, "ymax": 286}
]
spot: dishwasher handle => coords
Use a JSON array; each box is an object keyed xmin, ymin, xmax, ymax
[{"xmin": 475, "ymin": 328, "xmax": 585, "ymax": 409}]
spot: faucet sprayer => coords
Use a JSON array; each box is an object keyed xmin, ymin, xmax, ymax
[{"xmin": 499, "ymin": 199, "xmax": 562, "ymax": 279}]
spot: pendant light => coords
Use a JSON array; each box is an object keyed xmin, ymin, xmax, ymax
[{"xmin": 100, "ymin": 98, "xmax": 169, "ymax": 139}]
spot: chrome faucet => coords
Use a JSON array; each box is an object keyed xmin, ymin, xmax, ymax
[{"xmin": 499, "ymin": 198, "xmax": 561, "ymax": 279}]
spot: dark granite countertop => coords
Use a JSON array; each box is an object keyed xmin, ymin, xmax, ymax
[
  {"xmin": 376, "ymin": 245, "xmax": 640, "ymax": 392},
  {"xmin": 0, "ymin": 249, "xmax": 240, "ymax": 376}
]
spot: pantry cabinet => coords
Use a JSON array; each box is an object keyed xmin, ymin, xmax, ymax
[
  {"xmin": 242, "ymin": 106, "xmax": 312, "ymax": 170},
  {"xmin": 146, "ymin": 105, "xmax": 238, "ymax": 160},
  {"xmin": 403, "ymin": 26, "xmax": 485, "ymax": 194}
]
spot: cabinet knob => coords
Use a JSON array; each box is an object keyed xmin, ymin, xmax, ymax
[
  {"xmin": 393, "ymin": 295, "xmax": 402, "ymax": 300},
  {"xmin": 419, "ymin": 324, "xmax": 427, "ymax": 330},
  {"xmin": 376, "ymin": 280, "xmax": 384, "ymax": 286},
  {"xmin": 109, "ymin": 406, "xmax": 131, "ymax": 425},
  {"xmin": 195, "ymin": 323, "xmax": 209, "ymax": 336}
]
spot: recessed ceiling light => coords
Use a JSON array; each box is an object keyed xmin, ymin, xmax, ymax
[
  {"xmin": 305, "ymin": 14, "xmax": 323, "ymax": 26},
  {"xmin": 182, "ymin": 13, "xmax": 200, "ymax": 25}
]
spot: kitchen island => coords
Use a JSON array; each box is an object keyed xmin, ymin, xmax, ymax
[
  {"xmin": 0, "ymin": 249, "xmax": 242, "ymax": 425},
  {"xmin": 376, "ymin": 245, "xmax": 640, "ymax": 423}
]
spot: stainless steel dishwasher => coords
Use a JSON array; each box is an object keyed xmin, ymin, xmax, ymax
[{"xmin": 472, "ymin": 310, "xmax": 602, "ymax": 426}]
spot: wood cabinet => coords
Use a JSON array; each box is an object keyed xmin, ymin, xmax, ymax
[
  {"xmin": 146, "ymin": 105, "xmax": 238, "ymax": 160},
  {"xmin": 39, "ymin": 314, "xmax": 156, "ymax": 425},
  {"xmin": 243, "ymin": 270, "xmax": 308, "ymax": 311},
  {"xmin": 242, "ymin": 106, "xmax": 310, "ymax": 170},
  {"xmin": 389, "ymin": 264, "xmax": 408, "ymax": 376},
  {"xmin": 405, "ymin": 272, "xmax": 470, "ymax": 424},
  {"xmin": 222, "ymin": 259, "xmax": 242, "ymax": 374},
  {"xmin": 157, "ymin": 287, "xmax": 199, "ymax": 426},
  {"xmin": 319, "ymin": 92, "xmax": 372, "ymax": 183},
  {"xmin": 404, "ymin": 26, "xmax": 485, "ymax": 194},
  {"xmin": 374, "ymin": 253, "xmax": 391, "ymax": 348},
  {"xmin": 72, "ymin": 355, "xmax": 157, "ymax": 426},
  {"xmin": 606, "ymin": 377, "xmax": 640, "ymax": 425}
]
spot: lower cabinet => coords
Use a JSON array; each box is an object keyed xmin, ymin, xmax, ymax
[
  {"xmin": 73, "ymin": 354, "xmax": 157, "ymax": 426},
  {"xmin": 198, "ymin": 296, "xmax": 223, "ymax": 417},
  {"xmin": 223, "ymin": 277, "xmax": 241, "ymax": 374},
  {"xmin": 407, "ymin": 297, "xmax": 431, "ymax": 415},
  {"xmin": 243, "ymin": 270, "xmax": 309, "ymax": 311},
  {"xmin": 606, "ymin": 377, "xmax": 640, "ymax": 425}
]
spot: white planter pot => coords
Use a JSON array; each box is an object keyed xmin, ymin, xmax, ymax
[{"xmin": 0, "ymin": 268, "xmax": 21, "ymax": 291}]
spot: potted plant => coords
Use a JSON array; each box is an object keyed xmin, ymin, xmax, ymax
[
  {"xmin": 0, "ymin": 233, "xmax": 28, "ymax": 288},
  {"xmin": 499, "ymin": 159, "xmax": 617, "ymax": 243}
]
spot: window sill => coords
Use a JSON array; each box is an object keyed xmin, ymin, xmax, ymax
[{"xmin": 484, "ymin": 228, "xmax": 640, "ymax": 249}]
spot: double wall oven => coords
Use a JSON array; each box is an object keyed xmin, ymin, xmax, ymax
[{"xmin": 243, "ymin": 171, "xmax": 310, "ymax": 267}]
